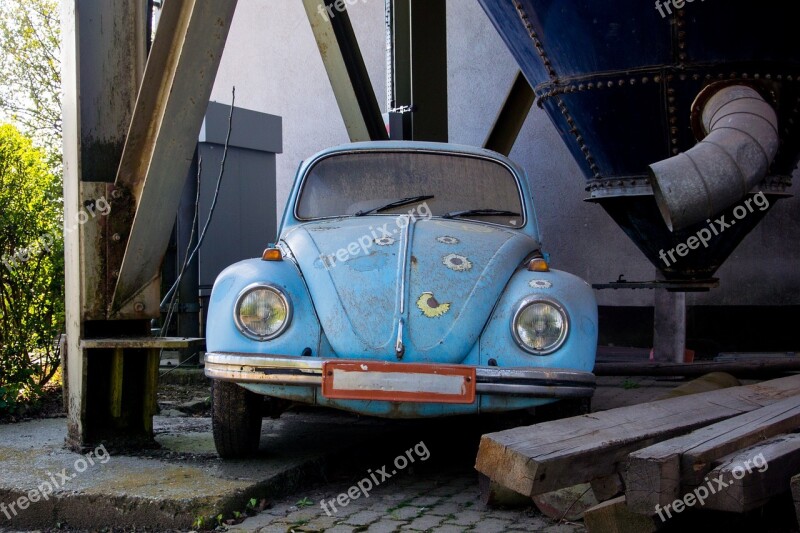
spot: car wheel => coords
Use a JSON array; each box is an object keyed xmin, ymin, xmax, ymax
[{"xmin": 212, "ymin": 380, "xmax": 263, "ymax": 458}]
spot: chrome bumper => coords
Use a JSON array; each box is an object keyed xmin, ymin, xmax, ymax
[{"xmin": 204, "ymin": 353, "xmax": 595, "ymax": 399}]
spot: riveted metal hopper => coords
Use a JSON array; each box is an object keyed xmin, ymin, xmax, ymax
[{"xmin": 478, "ymin": 0, "xmax": 799, "ymax": 281}]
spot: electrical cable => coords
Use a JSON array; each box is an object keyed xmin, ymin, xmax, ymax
[
  {"xmin": 157, "ymin": 88, "xmax": 236, "ymax": 375},
  {"xmin": 159, "ymin": 87, "xmax": 236, "ymax": 320}
]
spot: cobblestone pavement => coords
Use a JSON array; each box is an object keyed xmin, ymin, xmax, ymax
[{"xmin": 228, "ymin": 469, "xmax": 584, "ymax": 533}]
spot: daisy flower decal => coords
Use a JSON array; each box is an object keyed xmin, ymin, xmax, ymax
[
  {"xmin": 529, "ymin": 279, "xmax": 553, "ymax": 289},
  {"xmin": 436, "ymin": 236, "xmax": 459, "ymax": 245},
  {"xmin": 442, "ymin": 253, "xmax": 472, "ymax": 272},
  {"xmin": 416, "ymin": 292, "xmax": 451, "ymax": 318}
]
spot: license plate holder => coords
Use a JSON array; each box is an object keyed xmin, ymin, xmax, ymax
[{"xmin": 321, "ymin": 361, "xmax": 476, "ymax": 404}]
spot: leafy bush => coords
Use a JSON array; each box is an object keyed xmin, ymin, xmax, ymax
[{"xmin": 0, "ymin": 124, "xmax": 63, "ymax": 413}]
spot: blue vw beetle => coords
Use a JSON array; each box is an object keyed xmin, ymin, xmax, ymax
[{"xmin": 204, "ymin": 142, "xmax": 597, "ymax": 457}]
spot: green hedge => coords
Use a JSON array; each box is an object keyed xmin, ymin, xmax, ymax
[{"xmin": 0, "ymin": 123, "xmax": 63, "ymax": 413}]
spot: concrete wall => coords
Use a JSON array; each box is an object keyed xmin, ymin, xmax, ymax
[{"xmin": 210, "ymin": 0, "xmax": 800, "ymax": 307}]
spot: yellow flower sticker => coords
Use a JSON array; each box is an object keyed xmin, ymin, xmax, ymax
[{"xmin": 416, "ymin": 292, "xmax": 451, "ymax": 318}]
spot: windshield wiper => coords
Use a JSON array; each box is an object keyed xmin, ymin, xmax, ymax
[
  {"xmin": 355, "ymin": 195, "xmax": 434, "ymax": 216},
  {"xmin": 442, "ymin": 208, "xmax": 521, "ymax": 219}
]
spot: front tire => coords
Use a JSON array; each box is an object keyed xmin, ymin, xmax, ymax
[{"xmin": 212, "ymin": 380, "xmax": 263, "ymax": 458}]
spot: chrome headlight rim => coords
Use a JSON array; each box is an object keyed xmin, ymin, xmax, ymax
[
  {"xmin": 511, "ymin": 296, "xmax": 570, "ymax": 355},
  {"xmin": 233, "ymin": 283, "xmax": 293, "ymax": 341}
]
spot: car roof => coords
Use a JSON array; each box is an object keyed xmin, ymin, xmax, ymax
[{"xmin": 303, "ymin": 141, "xmax": 522, "ymax": 168}]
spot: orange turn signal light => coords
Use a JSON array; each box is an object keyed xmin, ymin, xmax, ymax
[
  {"xmin": 527, "ymin": 258, "xmax": 549, "ymax": 272},
  {"xmin": 262, "ymin": 248, "xmax": 283, "ymax": 261}
]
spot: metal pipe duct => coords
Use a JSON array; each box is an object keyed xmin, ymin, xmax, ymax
[{"xmin": 650, "ymin": 84, "xmax": 779, "ymax": 231}]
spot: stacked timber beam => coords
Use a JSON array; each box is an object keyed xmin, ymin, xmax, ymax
[
  {"xmin": 475, "ymin": 375, "xmax": 800, "ymax": 532},
  {"xmin": 793, "ymin": 474, "xmax": 800, "ymax": 525}
]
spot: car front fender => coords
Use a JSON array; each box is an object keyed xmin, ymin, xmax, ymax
[
  {"xmin": 479, "ymin": 268, "xmax": 597, "ymax": 372},
  {"xmin": 206, "ymin": 258, "xmax": 323, "ymax": 357}
]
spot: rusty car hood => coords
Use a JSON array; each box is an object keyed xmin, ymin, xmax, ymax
[{"xmin": 282, "ymin": 217, "xmax": 539, "ymax": 363}]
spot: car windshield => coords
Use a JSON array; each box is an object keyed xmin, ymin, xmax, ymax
[{"xmin": 295, "ymin": 151, "xmax": 525, "ymax": 227}]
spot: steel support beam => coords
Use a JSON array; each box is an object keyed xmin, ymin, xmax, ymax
[
  {"xmin": 484, "ymin": 71, "xmax": 535, "ymax": 156},
  {"xmin": 391, "ymin": 0, "xmax": 411, "ymax": 112},
  {"xmin": 62, "ymin": 0, "xmax": 148, "ymax": 449},
  {"xmin": 110, "ymin": 0, "xmax": 238, "ymax": 316},
  {"xmin": 653, "ymin": 270, "xmax": 687, "ymax": 363},
  {"xmin": 388, "ymin": 0, "xmax": 411, "ymax": 140},
  {"xmin": 390, "ymin": 0, "xmax": 448, "ymax": 142},
  {"xmin": 303, "ymin": 0, "xmax": 388, "ymax": 142}
]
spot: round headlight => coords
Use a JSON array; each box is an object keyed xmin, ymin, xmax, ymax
[
  {"xmin": 512, "ymin": 299, "xmax": 569, "ymax": 355},
  {"xmin": 234, "ymin": 284, "xmax": 291, "ymax": 340}
]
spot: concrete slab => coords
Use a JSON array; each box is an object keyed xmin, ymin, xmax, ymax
[{"xmin": 0, "ymin": 410, "xmax": 392, "ymax": 530}]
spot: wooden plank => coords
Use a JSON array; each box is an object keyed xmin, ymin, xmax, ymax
[
  {"xmin": 699, "ymin": 433, "xmax": 800, "ymax": 513},
  {"xmin": 681, "ymin": 396, "xmax": 800, "ymax": 484},
  {"xmin": 792, "ymin": 472, "xmax": 800, "ymax": 527},
  {"xmin": 80, "ymin": 337, "xmax": 204, "ymax": 349},
  {"xmin": 591, "ymin": 473, "xmax": 625, "ymax": 502},
  {"xmin": 475, "ymin": 374, "xmax": 800, "ymax": 497},
  {"xmin": 531, "ymin": 483, "xmax": 598, "ymax": 521},
  {"xmin": 583, "ymin": 496, "xmax": 659, "ymax": 533},
  {"xmin": 623, "ymin": 451, "xmax": 680, "ymax": 514},
  {"xmin": 717, "ymin": 352, "xmax": 798, "ymax": 361},
  {"xmin": 625, "ymin": 395, "xmax": 800, "ymax": 513},
  {"xmin": 478, "ymin": 473, "xmax": 530, "ymax": 508}
]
